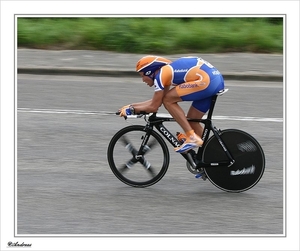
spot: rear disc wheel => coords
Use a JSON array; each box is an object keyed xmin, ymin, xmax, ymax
[{"xmin": 202, "ymin": 129, "xmax": 265, "ymax": 192}]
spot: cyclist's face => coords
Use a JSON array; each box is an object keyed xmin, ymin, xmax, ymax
[{"xmin": 139, "ymin": 72, "xmax": 154, "ymax": 87}]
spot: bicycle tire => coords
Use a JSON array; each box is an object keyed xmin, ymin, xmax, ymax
[
  {"xmin": 202, "ymin": 129, "xmax": 265, "ymax": 193},
  {"xmin": 107, "ymin": 125, "xmax": 170, "ymax": 188}
]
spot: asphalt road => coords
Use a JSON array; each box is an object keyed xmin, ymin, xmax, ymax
[{"xmin": 17, "ymin": 74, "xmax": 283, "ymax": 236}]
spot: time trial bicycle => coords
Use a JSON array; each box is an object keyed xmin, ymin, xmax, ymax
[{"xmin": 107, "ymin": 89, "xmax": 265, "ymax": 192}]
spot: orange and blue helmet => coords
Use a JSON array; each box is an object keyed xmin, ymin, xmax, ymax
[{"xmin": 136, "ymin": 55, "xmax": 171, "ymax": 77}]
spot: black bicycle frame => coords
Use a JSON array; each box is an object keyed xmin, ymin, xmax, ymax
[{"xmin": 138, "ymin": 93, "xmax": 235, "ymax": 170}]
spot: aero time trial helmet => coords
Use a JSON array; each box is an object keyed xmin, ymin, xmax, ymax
[{"xmin": 136, "ymin": 55, "xmax": 171, "ymax": 77}]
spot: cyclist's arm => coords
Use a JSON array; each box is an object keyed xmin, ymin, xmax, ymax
[
  {"xmin": 130, "ymin": 67, "xmax": 172, "ymax": 114},
  {"xmin": 131, "ymin": 87, "xmax": 170, "ymax": 114}
]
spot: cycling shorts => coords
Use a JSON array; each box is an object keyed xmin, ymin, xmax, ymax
[{"xmin": 175, "ymin": 74, "xmax": 224, "ymax": 113}]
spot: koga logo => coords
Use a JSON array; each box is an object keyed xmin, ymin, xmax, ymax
[
  {"xmin": 230, "ymin": 165, "xmax": 255, "ymax": 176},
  {"xmin": 160, "ymin": 127, "xmax": 181, "ymax": 147},
  {"xmin": 174, "ymin": 69, "xmax": 188, "ymax": 73}
]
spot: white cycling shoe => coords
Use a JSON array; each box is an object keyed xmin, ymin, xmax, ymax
[{"xmin": 175, "ymin": 133, "xmax": 203, "ymax": 153}]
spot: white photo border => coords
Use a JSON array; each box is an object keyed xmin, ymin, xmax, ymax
[{"xmin": 1, "ymin": 1, "xmax": 299, "ymax": 251}]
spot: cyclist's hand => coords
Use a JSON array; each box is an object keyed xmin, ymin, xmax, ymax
[{"xmin": 118, "ymin": 105, "xmax": 134, "ymax": 119}]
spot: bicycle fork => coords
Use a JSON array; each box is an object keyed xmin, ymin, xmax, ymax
[
  {"xmin": 125, "ymin": 143, "xmax": 151, "ymax": 169},
  {"xmin": 120, "ymin": 130, "xmax": 155, "ymax": 177}
]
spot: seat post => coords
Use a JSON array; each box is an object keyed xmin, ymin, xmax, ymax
[
  {"xmin": 206, "ymin": 89, "xmax": 228, "ymax": 119},
  {"xmin": 206, "ymin": 95, "xmax": 218, "ymax": 120}
]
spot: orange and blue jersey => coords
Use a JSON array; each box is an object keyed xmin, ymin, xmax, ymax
[{"xmin": 154, "ymin": 56, "xmax": 224, "ymax": 112}]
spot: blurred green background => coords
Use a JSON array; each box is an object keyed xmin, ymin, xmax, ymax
[{"xmin": 17, "ymin": 17, "xmax": 283, "ymax": 54}]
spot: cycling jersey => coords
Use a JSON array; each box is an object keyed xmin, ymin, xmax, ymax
[{"xmin": 153, "ymin": 56, "xmax": 224, "ymax": 113}]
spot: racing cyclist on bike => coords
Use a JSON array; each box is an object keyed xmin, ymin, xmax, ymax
[{"xmin": 118, "ymin": 55, "xmax": 225, "ymax": 153}]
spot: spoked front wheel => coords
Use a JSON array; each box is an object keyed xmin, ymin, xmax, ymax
[
  {"xmin": 202, "ymin": 129, "xmax": 265, "ymax": 192},
  {"xmin": 107, "ymin": 125, "xmax": 170, "ymax": 187}
]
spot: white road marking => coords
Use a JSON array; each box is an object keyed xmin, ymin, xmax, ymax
[
  {"xmin": 17, "ymin": 108, "xmax": 110, "ymax": 115},
  {"xmin": 17, "ymin": 108, "xmax": 283, "ymax": 123}
]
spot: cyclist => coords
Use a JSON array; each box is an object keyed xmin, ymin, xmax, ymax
[{"xmin": 118, "ymin": 55, "xmax": 224, "ymax": 153}]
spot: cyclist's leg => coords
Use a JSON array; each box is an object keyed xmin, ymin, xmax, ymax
[
  {"xmin": 163, "ymin": 83, "xmax": 210, "ymax": 152},
  {"xmin": 187, "ymin": 96, "xmax": 215, "ymax": 137},
  {"xmin": 163, "ymin": 70, "xmax": 210, "ymax": 134},
  {"xmin": 184, "ymin": 75, "xmax": 225, "ymax": 137},
  {"xmin": 186, "ymin": 106, "xmax": 206, "ymax": 137},
  {"xmin": 162, "ymin": 88, "xmax": 192, "ymax": 133},
  {"xmin": 163, "ymin": 88, "xmax": 203, "ymax": 153},
  {"xmin": 163, "ymin": 73, "xmax": 224, "ymax": 152}
]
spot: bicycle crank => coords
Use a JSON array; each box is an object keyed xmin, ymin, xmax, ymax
[{"xmin": 186, "ymin": 161, "xmax": 207, "ymax": 180}]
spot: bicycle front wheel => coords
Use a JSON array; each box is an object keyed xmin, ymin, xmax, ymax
[
  {"xmin": 202, "ymin": 129, "xmax": 265, "ymax": 193},
  {"xmin": 107, "ymin": 125, "xmax": 170, "ymax": 188}
]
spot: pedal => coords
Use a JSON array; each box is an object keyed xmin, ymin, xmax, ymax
[
  {"xmin": 194, "ymin": 168, "xmax": 207, "ymax": 180},
  {"xmin": 195, "ymin": 173, "xmax": 207, "ymax": 181}
]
